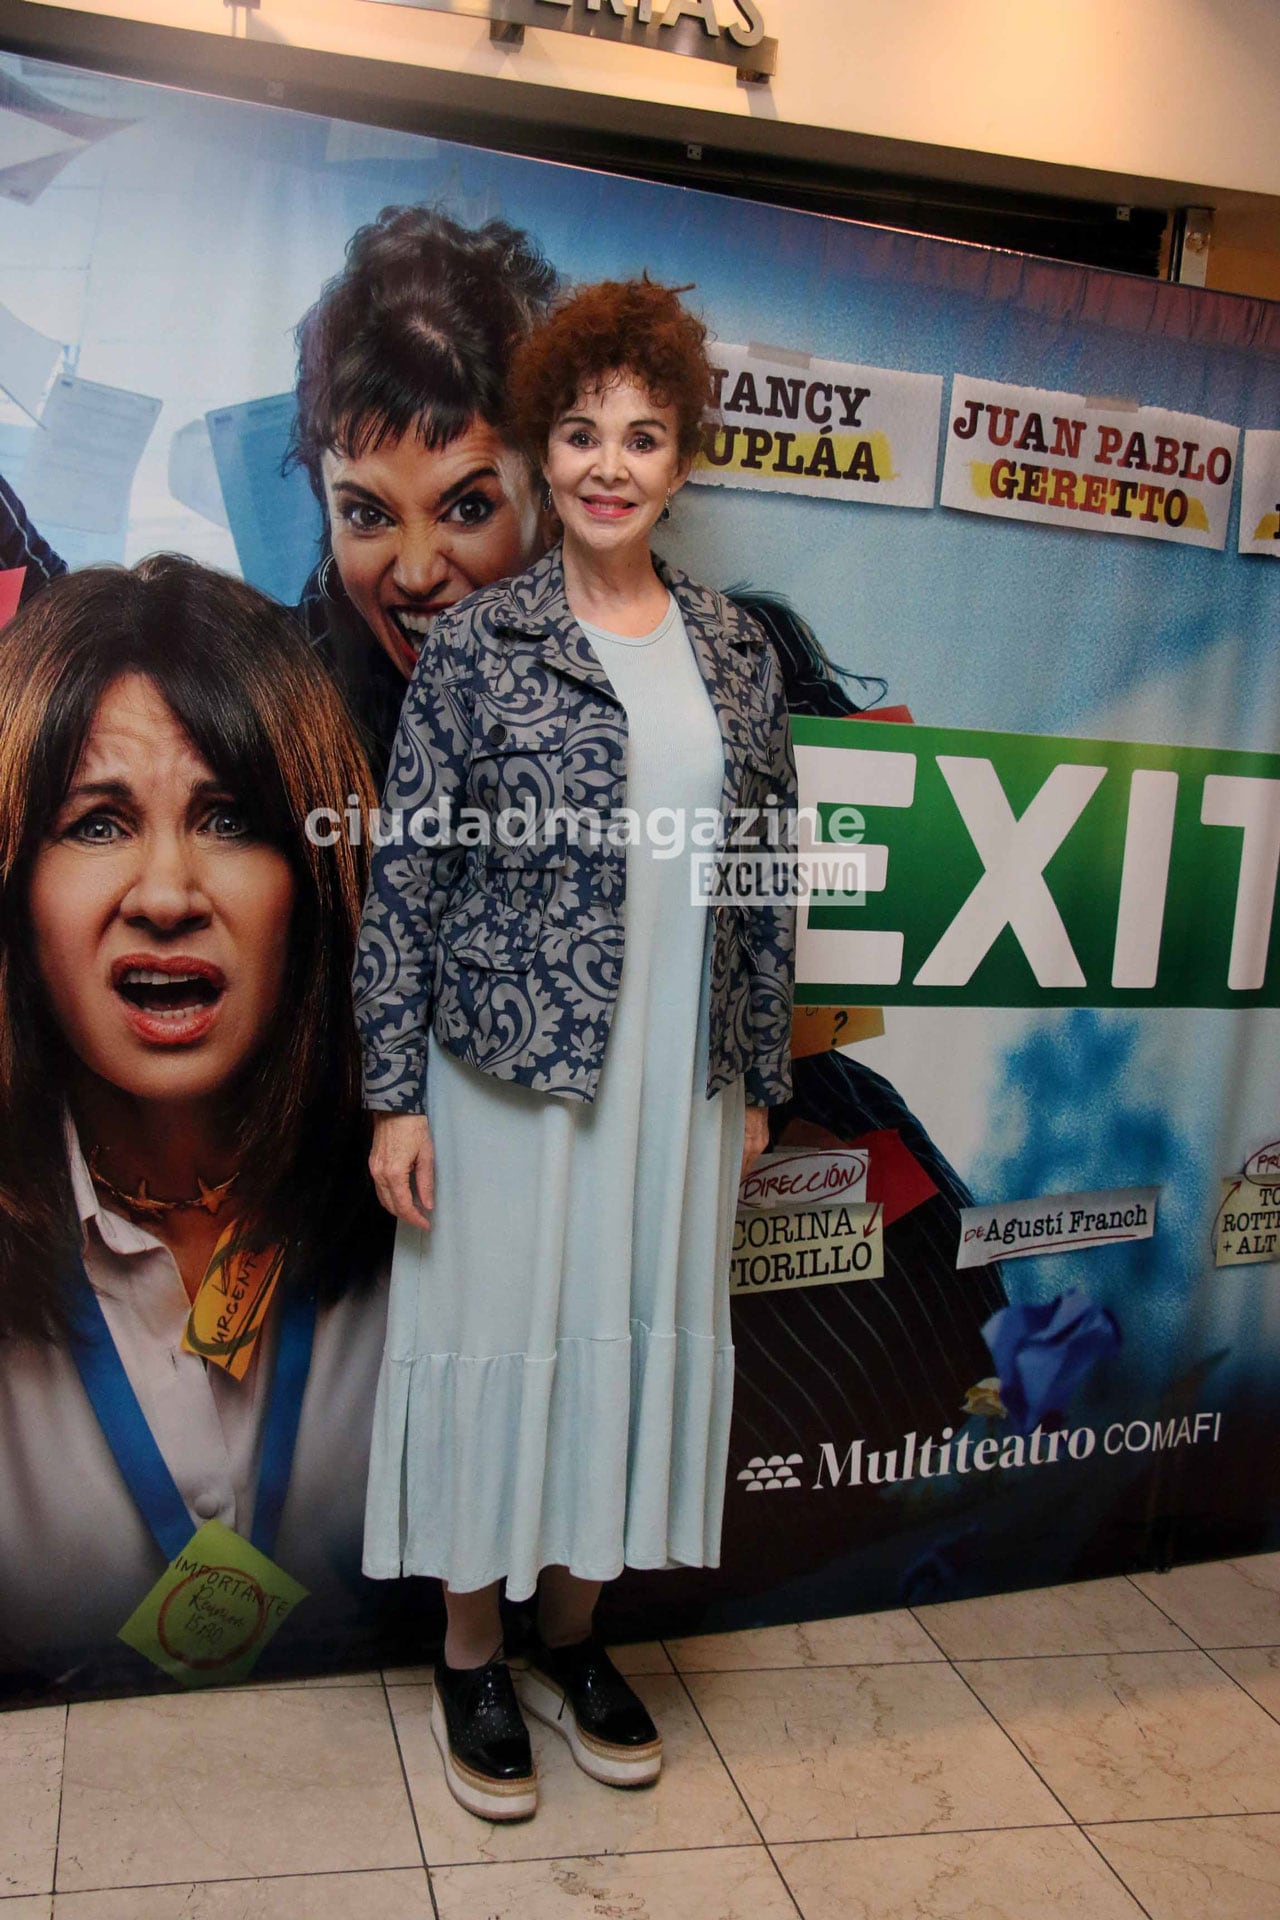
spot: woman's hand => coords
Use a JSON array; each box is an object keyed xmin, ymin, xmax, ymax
[
  {"xmin": 741, "ymin": 1103, "xmax": 770, "ymax": 1185},
  {"xmin": 369, "ymin": 1112, "xmax": 435, "ymax": 1229}
]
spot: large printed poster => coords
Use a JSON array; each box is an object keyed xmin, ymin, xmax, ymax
[{"xmin": 0, "ymin": 50, "xmax": 1278, "ymax": 1705}]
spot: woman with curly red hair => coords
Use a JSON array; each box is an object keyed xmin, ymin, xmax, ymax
[{"xmin": 355, "ymin": 278, "xmax": 797, "ymax": 1818}]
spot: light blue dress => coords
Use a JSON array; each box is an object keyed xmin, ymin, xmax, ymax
[{"xmin": 363, "ymin": 597, "xmax": 747, "ymax": 1599}]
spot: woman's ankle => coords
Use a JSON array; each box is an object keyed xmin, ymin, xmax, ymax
[
  {"xmin": 536, "ymin": 1622, "xmax": 592, "ymax": 1652},
  {"xmin": 442, "ymin": 1581, "xmax": 503, "ymax": 1669},
  {"xmin": 441, "ymin": 1633, "xmax": 504, "ymax": 1670},
  {"xmin": 535, "ymin": 1567, "xmax": 602, "ymax": 1649}
]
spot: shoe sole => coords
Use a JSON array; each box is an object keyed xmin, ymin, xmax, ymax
[
  {"xmin": 515, "ymin": 1669, "xmax": 663, "ymax": 1786},
  {"xmin": 430, "ymin": 1689, "xmax": 537, "ymax": 1821}
]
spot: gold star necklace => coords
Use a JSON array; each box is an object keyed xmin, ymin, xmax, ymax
[{"xmin": 87, "ymin": 1146, "xmax": 238, "ymax": 1220}]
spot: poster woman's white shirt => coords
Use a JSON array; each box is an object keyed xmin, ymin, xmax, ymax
[{"xmin": 0, "ymin": 1117, "xmax": 387, "ymax": 1662}]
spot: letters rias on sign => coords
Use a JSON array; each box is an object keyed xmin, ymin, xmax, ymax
[
  {"xmin": 941, "ymin": 375, "xmax": 1239, "ymax": 550},
  {"xmin": 359, "ymin": 0, "xmax": 777, "ymax": 74},
  {"xmin": 792, "ymin": 717, "xmax": 1280, "ymax": 1008}
]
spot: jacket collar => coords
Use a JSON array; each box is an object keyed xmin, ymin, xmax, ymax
[
  {"xmin": 497, "ymin": 543, "xmax": 764, "ymax": 820},
  {"xmin": 496, "ymin": 542, "xmax": 762, "ymax": 697}
]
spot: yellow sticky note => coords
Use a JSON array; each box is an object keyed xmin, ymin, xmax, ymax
[{"xmin": 118, "ymin": 1519, "xmax": 308, "ymax": 1688}]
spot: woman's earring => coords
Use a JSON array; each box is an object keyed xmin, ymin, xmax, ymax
[
  {"xmin": 318, "ymin": 552, "xmax": 340, "ymax": 602},
  {"xmin": 660, "ymin": 491, "xmax": 671, "ymax": 523},
  {"xmin": 542, "ymin": 486, "xmax": 554, "ymax": 513}
]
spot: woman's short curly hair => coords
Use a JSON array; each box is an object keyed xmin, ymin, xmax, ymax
[{"xmin": 510, "ymin": 278, "xmax": 713, "ymax": 465}]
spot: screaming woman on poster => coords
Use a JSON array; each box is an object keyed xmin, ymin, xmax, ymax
[
  {"xmin": 288, "ymin": 205, "xmax": 559, "ymax": 786},
  {"xmin": 355, "ymin": 280, "xmax": 797, "ymax": 1819},
  {"xmin": 0, "ymin": 558, "xmax": 392, "ymax": 1695}
]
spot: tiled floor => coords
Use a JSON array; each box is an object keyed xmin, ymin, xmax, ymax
[{"xmin": 4, "ymin": 1553, "xmax": 1279, "ymax": 1918}]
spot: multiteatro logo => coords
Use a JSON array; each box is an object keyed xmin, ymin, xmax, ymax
[{"xmin": 748, "ymin": 1411, "xmax": 1225, "ymax": 1492}]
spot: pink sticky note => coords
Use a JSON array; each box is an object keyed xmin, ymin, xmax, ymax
[{"xmin": 0, "ymin": 567, "xmax": 25, "ymax": 626}]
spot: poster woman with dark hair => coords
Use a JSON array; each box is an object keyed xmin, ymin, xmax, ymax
[
  {"xmin": 356, "ymin": 279, "xmax": 797, "ymax": 1820},
  {"xmin": 288, "ymin": 205, "xmax": 560, "ymax": 785},
  {"xmin": 0, "ymin": 558, "xmax": 391, "ymax": 1692}
]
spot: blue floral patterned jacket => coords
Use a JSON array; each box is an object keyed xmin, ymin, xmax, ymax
[{"xmin": 353, "ymin": 544, "xmax": 797, "ymax": 1112}]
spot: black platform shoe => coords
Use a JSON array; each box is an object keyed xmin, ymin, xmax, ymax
[
  {"xmin": 516, "ymin": 1635, "xmax": 662, "ymax": 1786},
  {"xmin": 431, "ymin": 1651, "xmax": 537, "ymax": 1820}
]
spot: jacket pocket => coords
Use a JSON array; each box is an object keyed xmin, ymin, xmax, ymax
[
  {"xmin": 437, "ymin": 890, "xmax": 542, "ymax": 973},
  {"xmin": 469, "ymin": 708, "xmax": 568, "ymax": 870}
]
